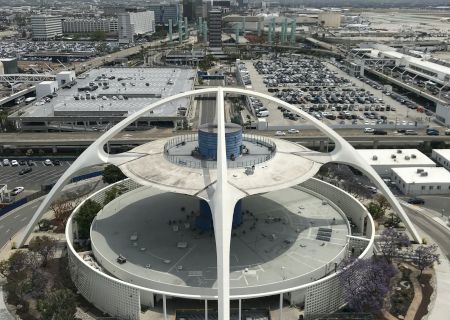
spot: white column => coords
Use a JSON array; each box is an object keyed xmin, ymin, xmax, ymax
[
  {"xmin": 213, "ymin": 87, "xmax": 234, "ymax": 320},
  {"xmin": 205, "ymin": 299, "xmax": 208, "ymax": 320},
  {"xmin": 238, "ymin": 299, "xmax": 242, "ymax": 320},
  {"xmin": 279, "ymin": 293, "xmax": 283, "ymax": 320},
  {"xmin": 163, "ymin": 295, "xmax": 167, "ymax": 320}
]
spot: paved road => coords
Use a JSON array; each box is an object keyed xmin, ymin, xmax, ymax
[
  {"xmin": 0, "ymin": 180, "xmax": 106, "ymax": 249},
  {"xmin": 199, "ymin": 80, "xmax": 224, "ymax": 125},
  {"xmin": 404, "ymin": 205, "xmax": 450, "ymax": 260},
  {"xmin": 0, "ymin": 199, "xmax": 42, "ymax": 248}
]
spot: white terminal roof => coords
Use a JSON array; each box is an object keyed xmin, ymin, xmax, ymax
[
  {"xmin": 433, "ymin": 149, "xmax": 450, "ymax": 161},
  {"xmin": 392, "ymin": 167, "xmax": 450, "ymax": 184},
  {"xmin": 19, "ymin": 68, "xmax": 195, "ymax": 118},
  {"xmin": 357, "ymin": 149, "xmax": 436, "ymax": 167}
]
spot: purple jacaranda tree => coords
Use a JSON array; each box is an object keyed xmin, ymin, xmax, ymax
[
  {"xmin": 411, "ymin": 244, "xmax": 440, "ymax": 277},
  {"xmin": 339, "ymin": 257, "xmax": 396, "ymax": 314},
  {"xmin": 378, "ymin": 227, "xmax": 410, "ymax": 262}
]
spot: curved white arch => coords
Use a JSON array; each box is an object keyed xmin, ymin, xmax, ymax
[{"xmin": 18, "ymin": 87, "xmax": 420, "ymax": 320}]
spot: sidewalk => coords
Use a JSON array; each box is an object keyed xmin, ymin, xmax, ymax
[{"xmin": 401, "ymin": 201, "xmax": 450, "ymax": 320}]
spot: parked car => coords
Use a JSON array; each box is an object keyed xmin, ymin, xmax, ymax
[
  {"xmin": 53, "ymin": 159, "xmax": 61, "ymax": 165},
  {"xmin": 11, "ymin": 160, "xmax": 19, "ymax": 166},
  {"xmin": 275, "ymin": 131, "xmax": 286, "ymax": 136},
  {"xmin": 407, "ymin": 198, "xmax": 425, "ymax": 205},
  {"xmin": 44, "ymin": 159, "xmax": 53, "ymax": 166},
  {"xmin": 117, "ymin": 255, "xmax": 127, "ymax": 264},
  {"xmin": 19, "ymin": 167, "xmax": 32, "ymax": 175},
  {"xmin": 404, "ymin": 130, "xmax": 418, "ymax": 135},
  {"xmin": 10, "ymin": 186, "xmax": 24, "ymax": 196},
  {"xmin": 288, "ymin": 128, "xmax": 300, "ymax": 134},
  {"xmin": 373, "ymin": 130, "xmax": 387, "ymax": 135},
  {"xmin": 2, "ymin": 159, "xmax": 10, "ymax": 166},
  {"xmin": 446, "ymin": 129, "xmax": 450, "ymax": 136},
  {"xmin": 19, "ymin": 160, "xmax": 26, "ymax": 165},
  {"xmin": 364, "ymin": 128, "xmax": 374, "ymax": 133}
]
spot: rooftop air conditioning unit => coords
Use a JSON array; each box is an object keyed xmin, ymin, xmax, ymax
[
  {"xmin": 391, "ymin": 154, "xmax": 396, "ymax": 159},
  {"xmin": 397, "ymin": 150, "xmax": 402, "ymax": 154},
  {"xmin": 411, "ymin": 154, "xmax": 417, "ymax": 159},
  {"xmin": 417, "ymin": 168, "xmax": 424, "ymax": 173},
  {"xmin": 372, "ymin": 155, "xmax": 378, "ymax": 160},
  {"xmin": 405, "ymin": 156, "xmax": 410, "ymax": 160},
  {"xmin": 420, "ymin": 172, "xmax": 428, "ymax": 177}
]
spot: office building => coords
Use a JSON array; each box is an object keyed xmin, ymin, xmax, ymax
[
  {"xmin": 148, "ymin": 3, "xmax": 180, "ymax": 25},
  {"xmin": 183, "ymin": 0, "xmax": 202, "ymax": 22},
  {"xmin": 31, "ymin": 15, "xmax": 63, "ymax": 40},
  {"xmin": 62, "ymin": 18, "xmax": 118, "ymax": 34},
  {"xmin": 431, "ymin": 149, "xmax": 450, "ymax": 171},
  {"xmin": 208, "ymin": 8, "xmax": 222, "ymax": 48},
  {"xmin": 118, "ymin": 11, "xmax": 155, "ymax": 43},
  {"xmin": 391, "ymin": 167, "xmax": 450, "ymax": 195}
]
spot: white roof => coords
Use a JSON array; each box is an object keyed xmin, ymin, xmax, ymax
[
  {"xmin": 357, "ymin": 149, "xmax": 435, "ymax": 167},
  {"xmin": 392, "ymin": 167, "xmax": 450, "ymax": 184},
  {"xmin": 433, "ymin": 149, "xmax": 450, "ymax": 161}
]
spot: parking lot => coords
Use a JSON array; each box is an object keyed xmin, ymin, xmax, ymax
[
  {"xmin": 0, "ymin": 160, "xmax": 74, "ymax": 194},
  {"xmin": 241, "ymin": 54, "xmax": 430, "ymax": 132}
]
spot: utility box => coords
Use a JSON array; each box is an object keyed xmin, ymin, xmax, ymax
[
  {"xmin": 56, "ymin": 71, "xmax": 75, "ymax": 87},
  {"xmin": 36, "ymin": 80, "xmax": 58, "ymax": 99}
]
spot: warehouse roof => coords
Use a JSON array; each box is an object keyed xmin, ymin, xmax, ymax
[
  {"xmin": 356, "ymin": 149, "xmax": 435, "ymax": 167},
  {"xmin": 392, "ymin": 167, "xmax": 450, "ymax": 184}
]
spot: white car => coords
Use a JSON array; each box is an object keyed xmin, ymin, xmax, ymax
[
  {"xmin": 275, "ymin": 131, "xmax": 286, "ymax": 136},
  {"xmin": 288, "ymin": 129, "xmax": 300, "ymax": 134},
  {"xmin": 11, "ymin": 186, "xmax": 24, "ymax": 196},
  {"xmin": 364, "ymin": 128, "xmax": 374, "ymax": 133},
  {"xmin": 2, "ymin": 159, "xmax": 10, "ymax": 166},
  {"xmin": 11, "ymin": 160, "xmax": 19, "ymax": 166},
  {"xmin": 44, "ymin": 159, "xmax": 53, "ymax": 166}
]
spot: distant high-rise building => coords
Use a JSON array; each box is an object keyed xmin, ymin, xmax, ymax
[
  {"xmin": 118, "ymin": 11, "xmax": 155, "ymax": 43},
  {"xmin": 208, "ymin": 8, "xmax": 222, "ymax": 48},
  {"xmin": 31, "ymin": 15, "xmax": 62, "ymax": 40},
  {"xmin": 148, "ymin": 3, "xmax": 180, "ymax": 25},
  {"xmin": 62, "ymin": 18, "xmax": 118, "ymax": 34},
  {"xmin": 183, "ymin": 0, "xmax": 202, "ymax": 22}
]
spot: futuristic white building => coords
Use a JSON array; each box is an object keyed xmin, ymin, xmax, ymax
[{"xmin": 18, "ymin": 88, "xmax": 421, "ymax": 320}]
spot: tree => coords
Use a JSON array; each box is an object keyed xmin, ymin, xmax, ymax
[
  {"xmin": 38, "ymin": 289, "xmax": 77, "ymax": 320},
  {"xmin": 91, "ymin": 30, "xmax": 106, "ymax": 41},
  {"xmin": 339, "ymin": 257, "xmax": 396, "ymax": 314},
  {"xmin": 102, "ymin": 164, "xmax": 126, "ymax": 184},
  {"xmin": 28, "ymin": 236, "xmax": 57, "ymax": 267},
  {"xmin": 378, "ymin": 227, "xmax": 410, "ymax": 262},
  {"xmin": 103, "ymin": 185, "xmax": 127, "ymax": 206},
  {"xmin": 411, "ymin": 244, "xmax": 440, "ymax": 277},
  {"xmin": 367, "ymin": 201, "xmax": 385, "ymax": 220},
  {"xmin": 74, "ymin": 199, "xmax": 102, "ymax": 239},
  {"xmin": 51, "ymin": 199, "xmax": 79, "ymax": 231},
  {"xmin": 0, "ymin": 260, "xmax": 10, "ymax": 278}
]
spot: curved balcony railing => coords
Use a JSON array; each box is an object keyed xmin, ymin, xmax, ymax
[{"xmin": 163, "ymin": 133, "xmax": 277, "ymax": 169}]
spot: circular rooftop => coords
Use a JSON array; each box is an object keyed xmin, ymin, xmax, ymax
[
  {"xmin": 118, "ymin": 136, "xmax": 324, "ymax": 197},
  {"xmin": 91, "ymin": 186, "xmax": 350, "ymax": 296}
]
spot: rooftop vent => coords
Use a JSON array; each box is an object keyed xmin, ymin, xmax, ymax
[
  {"xmin": 397, "ymin": 150, "xmax": 403, "ymax": 154},
  {"xmin": 372, "ymin": 155, "xmax": 378, "ymax": 161},
  {"xmin": 411, "ymin": 154, "xmax": 417, "ymax": 159},
  {"xmin": 417, "ymin": 168, "xmax": 424, "ymax": 173},
  {"xmin": 420, "ymin": 171, "xmax": 428, "ymax": 177},
  {"xmin": 405, "ymin": 156, "xmax": 410, "ymax": 160},
  {"xmin": 391, "ymin": 154, "xmax": 397, "ymax": 159}
]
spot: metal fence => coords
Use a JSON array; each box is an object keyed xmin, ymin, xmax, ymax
[{"xmin": 163, "ymin": 133, "xmax": 277, "ymax": 169}]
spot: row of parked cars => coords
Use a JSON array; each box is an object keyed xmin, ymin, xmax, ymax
[
  {"xmin": 2, "ymin": 158, "xmax": 61, "ymax": 168},
  {"xmin": 254, "ymin": 55, "xmax": 352, "ymax": 88}
]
